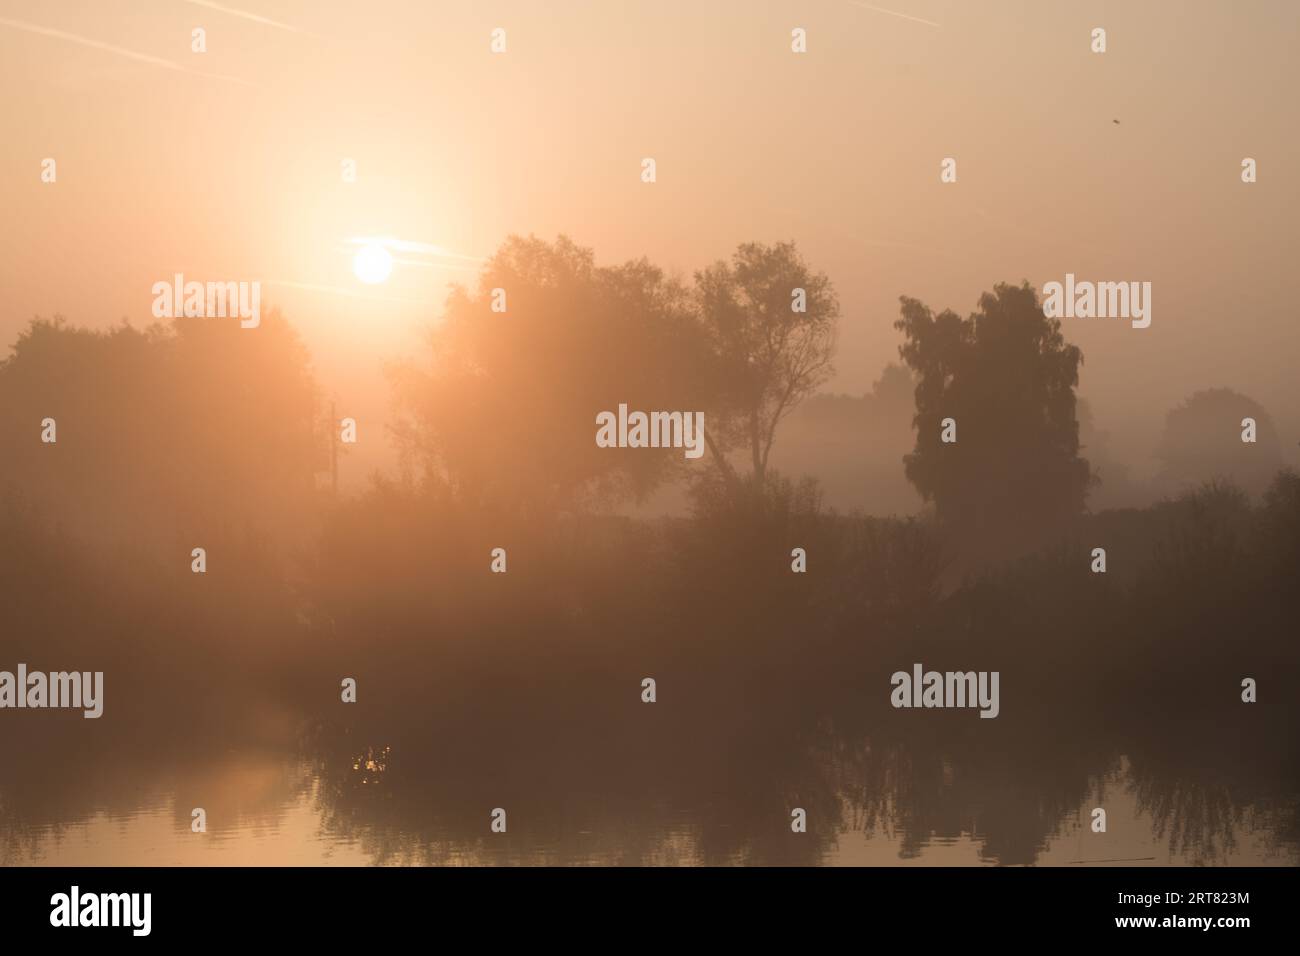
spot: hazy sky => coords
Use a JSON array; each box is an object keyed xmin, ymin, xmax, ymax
[{"xmin": 3, "ymin": 0, "xmax": 1297, "ymax": 483}]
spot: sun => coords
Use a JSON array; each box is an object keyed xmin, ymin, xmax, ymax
[{"xmin": 353, "ymin": 242, "xmax": 393, "ymax": 284}]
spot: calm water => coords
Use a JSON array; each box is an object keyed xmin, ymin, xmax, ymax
[{"xmin": 4, "ymin": 736, "xmax": 1295, "ymax": 866}]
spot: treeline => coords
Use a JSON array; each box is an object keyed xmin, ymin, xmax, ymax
[
  {"xmin": 0, "ymin": 235, "xmax": 1296, "ymax": 743},
  {"xmin": 1, "ymin": 236, "xmax": 1297, "ymax": 863},
  {"xmin": 0, "ymin": 311, "xmax": 322, "ymax": 553}
]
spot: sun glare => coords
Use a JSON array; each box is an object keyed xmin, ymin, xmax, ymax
[{"xmin": 353, "ymin": 243, "xmax": 393, "ymax": 284}]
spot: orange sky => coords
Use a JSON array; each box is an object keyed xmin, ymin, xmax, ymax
[{"xmin": 3, "ymin": 0, "xmax": 1297, "ymax": 485}]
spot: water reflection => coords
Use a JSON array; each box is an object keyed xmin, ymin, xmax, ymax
[
  {"xmin": 2, "ymin": 480, "xmax": 1297, "ymax": 867},
  {"xmin": 3, "ymin": 717, "xmax": 1295, "ymax": 866}
]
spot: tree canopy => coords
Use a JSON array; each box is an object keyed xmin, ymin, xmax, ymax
[
  {"xmin": 894, "ymin": 281, "xmax": 1091, "ymax": 551},
  {"xmin": 388, "ymin": 235, "xmax": 713, "ymax": 518},
  {"xmin": 693, "ymin": 241, "xmax": 838, "ymax": 491}
]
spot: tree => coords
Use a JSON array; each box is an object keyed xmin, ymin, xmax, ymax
[
  {"xmin": 0, "ymin": 311, "xmax": 322, "ymax": 549},
  {"xmin": 693, "ymin": 241, "xmax": 838, "ymax": 493},
  {"xmin": 894, "ymin": 281, "xmax": 1091, "ymax": 551},
  {"xmin": 1156, "ymin": 388, "xmax": 1283, "ymax": 498},
  {"xmin": 388, "ymin": 235, "xmax": 710, "ymax": 518}
]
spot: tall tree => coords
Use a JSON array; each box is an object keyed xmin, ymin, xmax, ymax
[
  {"xmin": 894, "ymin": 281, "xmax": 1091, "ymax": 550},
  {"xmin": 693, "ymin": 241, "xmax": 838, "ymax": 492},
  {"xmin": 389, "ymin": 235, "xmax": 709, "ymax": 518}
]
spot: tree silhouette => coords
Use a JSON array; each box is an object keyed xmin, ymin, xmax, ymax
[
  {"xmin": 0, "ymin": 312, "xmax": 322, "ymax": 548},
  {"xmin": 894, "ymin": 281, "xmax": 1091, "ymax": 553},
  {"xmin": 693, "ymin": 241, "xmax": 838, "ymax": 493},
  {"xmin": 1156, "ymin": 388, "xmax": 1283, "ymax": 498},
  {"xmin": 388, "ymin": 235, "xmax": 710, "ymax": 518}
]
